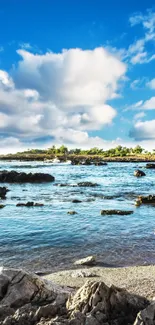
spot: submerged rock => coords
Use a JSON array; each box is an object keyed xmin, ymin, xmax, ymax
[
  {"xmin": 74, "ymin": 256, "xmax": 96, "ymax": 266},
  {"xmin": 0, "ymin": 204, "xmax": 5, "ymax": 209},
  {"xmin": 94, "ymin": 162, "xmax": 107, "ymax": 166},
  {"xmin": 72, "ymin": 200, "xmax": 82, "ymax": 203},
  {"xmin": 146, "ymin": 163, "xmax": 155, "ymax": 169},
  {"xmin": 67, "ymin": 211, "xmax": 77, "ymax": 215},
  {"xmin": 0, "ymin": 171, "xmax": 55, "ymax": 183},
  {"xmin": 100, "ymin": 209, "xmax": 133, "ymax": 215},
  {"xmin": 0, "ymin": 187, "xmax": 9, "ymax": 199},
  {"xmin": 16, "ymin": 202, "xmax": 44, "ymax": 207},
  {"xmin": 134, "ymin": 170, "xmax": 146, "ymax": 177},
  {"xmin": 135, "ymin": 195, "xmax": 155, "ymax": 206},
  {"xmin": 77, "ymin": 182, "xmax": 99, "ymax": 187}
]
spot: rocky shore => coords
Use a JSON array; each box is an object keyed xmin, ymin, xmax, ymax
[{"xmin": 0, "ymin": 266, "xmax": 155, "ymax": 325}]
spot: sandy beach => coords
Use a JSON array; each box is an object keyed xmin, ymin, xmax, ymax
[{"xmin": 44, "ymin": 265, "xmax": 155, "ymax": 300}]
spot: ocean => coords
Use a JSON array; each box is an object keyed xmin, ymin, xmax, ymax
[{"xmin": 0, "ymin": 160, "xmax": 155, "ymax": 272}]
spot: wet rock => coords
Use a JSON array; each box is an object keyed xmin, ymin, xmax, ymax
[
  {"xmin": 94, "ymin": 162, "xmax": 107, "ymax": 166},
  {"xmin": 100, "ymin": 209, "xmax": 133, "ymax": 215},
  {"xmin": 72, "ymin": 200, "xmax": 82, "ymax": 203},
  {"xmin": 134, "ymin": 170, "xmax": 146, "ymax": 177},
  {"xmin": 0, "ymin": 205, "xmax": 5, "ymax": 209},
  {"xmin": 0, "ymin": 171, "xmax": 55, "ymax": 183},
  {"xmin": 0, "ymin": 187, "xmax": 9, "ymax": 199},
  {"xmin": 16, "ymin": 202, "xmax": 44, "ymax": 207},
  {"xmin": 74, "ymin": 256, "xmax": 96, "ymax": 266},
  {"xmin": 67, "ymin": 281, "xmax": 148, "ymax": 325},
  {"xmin": 135, "ymin": 195, "xmax": 155, "ymax": 206},
  {"xmin": 67, "ymin": 211, "xmax": 77, "ymax": 215},
  {"xmin": 77, "ymin": 182, "xmax": 99, "ymax": 187},
  {"xmin": 133, "ymin": 301, "xmax": 155, "ymax": 324},
  {"xmin": 146, "ymin": 163, "xmax": 155, "ymax": 169}
]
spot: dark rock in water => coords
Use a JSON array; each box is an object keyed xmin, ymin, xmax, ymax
[
  {"xmin": 16, "ymin": 202, "xmax": 44, "ymax": 207},
  {"xmin": 72, "ymin": 199, "xmax": 82, "ymax": 203},
  {"xmin": 0, "ymin": 170, "xmax": 55, "ymax": 183},
  {"xmin": 134, "ymin": 169, "xmax": 146, "ymax": 177},
  {"xmin": 67, "ymin": 211, "xmax": 77, "ymax": 215},
  {"xmin": 100, "ymin": 209, "xmax": 133, "ymax": 215},
  {"xmin": 94, "ymin": 162, "xmax": 108, "ymax": 166},
  {"xmin": 0, "ymin": 187, "xmax": 9, "ymax": 199},
  {"xmin": 77, "ymin": 182, "xmax": 99, "ymax": 187},
  {"xmin": 135, "ymin": 195, "xmax": 155, "ymax": 206},
  {"xmin": 0, "ymin": 204, "xmax": 5, "ymax": 208},
  {"xmin": 145, "ymin": 163, "xmax": 155, "ymax": 169}
]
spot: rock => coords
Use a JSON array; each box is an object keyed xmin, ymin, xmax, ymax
[
  {"xmin": 94, "ymin": 162, "xmax": 107, "ymax": 166},
  {"xmin": 133, "ymin": 301, "xmax": 155, "ymax": 324},
  {"xmin": 74, "ymin": 256, "xmax": 96, "ymax": 266},
  {"xmin": 77, "ymin": 182, "xmax": 98, "ymax": 187},
  {"xmin": 67, "ymin": 211, "xmax": 77, "ymax": 215},
  {"xmin": 71, "ymin": 270, "xmax": 96, "ymax": 278},
  {"xmin": 67, "ymin": 281, "xmax": 148, "ymax": 325},
  {"xmin": 146, "ymin": 163, "xmax": 155, "ymax": 169},
  {"xmin": 100, "ymin": 209, "xmax": 133, "ymax": 215},
  {"xmin": 72, "ymin": 200, "xmax": 82, "ymax": 203},
  {"xmin": 0, "ymin": 171, "xmax": 55, "ymax": 183},
  {"xmin": 134, "ymin": 170, "xmax": 146, "ymax": 177},
  {"xmin": 0, "ymin": 187, "xmax": 9, "ymax": 199},
  {"xmin": 135, "ymin": 195, "xmax": 155, "ymax": 206},
  {"xmin": 16, "ymin": 202, "xmax": 44, "ymax": 207},
  {"xmin": 0, "ymin": 205, "xmax": 5, "ymax": 209}
]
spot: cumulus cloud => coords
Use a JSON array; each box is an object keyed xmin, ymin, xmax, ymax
[
  {"xmin": 129, "ymin": 120, "xmax": 155, "ymax": 140},
  {"xmin": 146, "ymin": 78, "xmax": 155, "ymax": 89},
  {"xmin": 0, "ymin": 47, "xmax": 126, "ymax": 151}
]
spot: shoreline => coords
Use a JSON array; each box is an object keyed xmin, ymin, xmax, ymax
[
  {"xmin": 43, "ymin": 264, "xmax": 155, "ymax": 300},
  {"xmin": 1, "ymin": 154, "xmax": 155, "ymax": 162}
]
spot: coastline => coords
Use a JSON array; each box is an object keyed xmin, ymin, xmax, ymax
[{"xmin": 43, "ymin": 264, "xmax": 155, "ymax": 300}]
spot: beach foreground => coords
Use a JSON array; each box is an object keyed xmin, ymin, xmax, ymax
[{"xmin": 44, "ymin": 265, "xmax": 155, "ymax": 300}]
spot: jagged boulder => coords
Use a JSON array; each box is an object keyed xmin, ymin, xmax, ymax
[
  {"xmin": 67, "ymin": 281, "xmax": 148, "ymax": 325},
  {"xmin": 134, "ymin": 302, "xmax": 155, "ymax": 324},
  {"xmin": 0, "ymin": 268, "xmax": 71, "ymax": 324},
  {"xmin": 134, "ymin": 170, "xmax": 146, "ymax": 177},
  {"xmin": 0, "ymin": 171, "xmax": 55, "ymax": 183}
]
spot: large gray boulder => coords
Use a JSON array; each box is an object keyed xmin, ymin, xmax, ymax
[
  {"xmin": 0, "ymin": 268, "xmax": 71, "ymax": 324},
  {"xmin": 134, "ymin": 302, "xmax": 155, "ymax": 324}
]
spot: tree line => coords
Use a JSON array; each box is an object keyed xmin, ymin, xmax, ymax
[{"xmin": 16, "ymin": 145, "xmax": 155, "ymax": 157}]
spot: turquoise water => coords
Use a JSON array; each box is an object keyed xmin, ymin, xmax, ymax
[{"xmin": 0, "ymin": 161, "xmax": 155, "ymax": 272}]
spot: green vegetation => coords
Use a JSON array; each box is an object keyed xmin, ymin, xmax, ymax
[{"xmin": 13, "ymin": 145, "xmax": 152, "ymax": 157}]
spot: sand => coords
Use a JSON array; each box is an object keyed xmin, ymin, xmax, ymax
[{"xmin": 43, "ymin": 265, "xmax": 155, "ymax": 300}]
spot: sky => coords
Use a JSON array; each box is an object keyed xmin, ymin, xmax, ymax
[{"xmin": 0, "ymin": 0, "xmax": 155, "ymax": 153}]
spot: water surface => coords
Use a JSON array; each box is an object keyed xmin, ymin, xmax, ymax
[{"xmin": 0, "ymin": 161, "xmax": 155, "ymax": 272}]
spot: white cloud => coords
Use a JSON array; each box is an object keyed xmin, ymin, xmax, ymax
[
  {"xmin": 128, "ymin": 10, "xmax": 155, "ymax": 64},
  {"xmin": 130, "ymin": 119, "xmax": 155, "ymax": 140},
  {"xmin": 0, "ymin": 47, "xmax": 126, "ymax": 151},
  {"xmin": 146, "ymin": 78, "xmax": 155, "ymax": 89},
  {"xmin": 134, "ymin": 112, "xmax": 146, "ymax": 120}
]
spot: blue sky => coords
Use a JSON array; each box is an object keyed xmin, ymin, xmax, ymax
[{"xmin": 0, "ymin": 0, "xmax": 155, "ymax": 152}]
